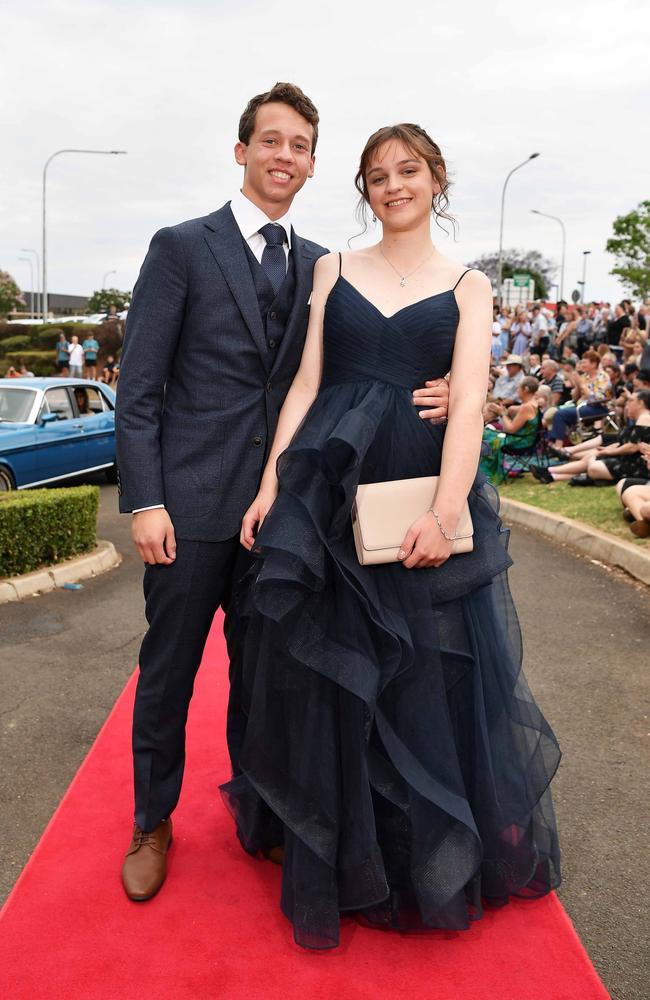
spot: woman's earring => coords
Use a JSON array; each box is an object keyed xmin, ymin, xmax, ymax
[{"xmin": 372, "ymin": 213, "xmax": 377, "ymax": 224}]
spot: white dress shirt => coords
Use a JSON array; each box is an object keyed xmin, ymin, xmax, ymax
[{"xmin": 132, "ymin": 190, "xmax": 292, "ymax": 514}]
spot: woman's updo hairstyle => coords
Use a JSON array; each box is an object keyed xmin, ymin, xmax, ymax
[{"xmin": 353, "ymin": 123, "xmax": 456, "ymax": 237}]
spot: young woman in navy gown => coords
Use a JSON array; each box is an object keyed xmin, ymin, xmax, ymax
[{"xmin": 221, "ymin": 123, "xmax": 562, "ymax": 950}]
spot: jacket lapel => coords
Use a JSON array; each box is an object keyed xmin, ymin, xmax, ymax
[
  {"xmin": 271, "ymin": 228, "xmax": 318, "ymax": 375},
  {"xmin": 203, "ymin": 204, "xmax": 270, "ymax": 369}
]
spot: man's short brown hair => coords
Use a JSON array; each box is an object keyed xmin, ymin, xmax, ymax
[{"xmin": 238, "ymin": 82, "xmax": 319, "ymax": 153}]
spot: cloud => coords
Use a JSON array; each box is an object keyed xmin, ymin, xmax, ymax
[{"xmin": 2, "ymin": 0, "xmax": 649, "ymax": 302}]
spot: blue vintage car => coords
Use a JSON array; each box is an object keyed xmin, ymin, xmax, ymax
[{"xmin": 0, "ymin": 378, "xmax": 116, "ymax": 491}]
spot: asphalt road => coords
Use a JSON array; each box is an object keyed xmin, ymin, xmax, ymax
[{"xmin": 1, "ymin": 478, "xmax": 648, "ymax": 1000}]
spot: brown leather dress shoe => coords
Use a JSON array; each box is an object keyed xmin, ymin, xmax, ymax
[
  {"xmin": 262, "ymin": 845, "xmax": 284, "ymax": 865},
  {"xmin": 121, "ymin": 818, "xmax": 173, "ymax": 901}
]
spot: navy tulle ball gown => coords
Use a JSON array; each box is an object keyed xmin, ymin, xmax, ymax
[{"xmin": 220, "ymin": 263, "xmax": 562, "ymax": 950}]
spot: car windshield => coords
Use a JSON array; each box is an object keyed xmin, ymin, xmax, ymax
[{"xmin": 0, "ymin": 387, "xmax": 37, "ymax": 423}]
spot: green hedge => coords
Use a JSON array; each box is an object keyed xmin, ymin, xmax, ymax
[
  {"xmin": 3, "ymin": 350, "xmax": 56, "ymax": 376},
  {"xmin": 34, "ymin": 327, "xmax": 65, "ymax": 349},
  {"xmin": 0, "ymin": 335, "xmax": 32, "ymax": 355},
  {"xmin": 0, "ymin": 485, "xmax": 99, "ymax": 577}
]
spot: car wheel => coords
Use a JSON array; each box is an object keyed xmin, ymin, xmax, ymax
[
  {"xmin": 105, "ymin": 463, "xmax": 118, "ymax": 484},
  {"xmin": 0, "ymin": 466, "xmax": 16, "ymax": 491}
]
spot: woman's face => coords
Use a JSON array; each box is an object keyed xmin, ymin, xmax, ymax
[{"xmin": 366, "ymin": 140, "xmax": 438, "ymax": 231}]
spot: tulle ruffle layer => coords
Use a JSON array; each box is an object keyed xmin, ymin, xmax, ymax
[{"xmin": 220, "ymin": 381, "xmax": 562, "ymax": 949}]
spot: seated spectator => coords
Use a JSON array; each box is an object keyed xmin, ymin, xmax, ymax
[
  {"xmin": 539, "ymin": 359, "xmax": 564, "ymax": 407},
  {"xmin": 548, "ymin": 350, "xmax": 613, "ymax": 447},
  {"xmin": 633, "ymin": 369, "xmax": 650, "ymax": 392},
  {"xmin": 617, "ymin": 441, "xmax": 650, "ymax": 537},
  {"xmin": 535, "ymin": 383, "xmax": 551, "ymax": 414},
  {"xmin": 480, "ymin": 376, "xmax": 540, "ymax": 482},
  {"xmin": 528, "ymin": 352, "xmax": 542, "ymax": 376},
  {"xmin": 603, "ymin": 360, "xmax": 624, "ymax": 396},
  {"xmin": 617, "ymin": 478, "xmax": 650, "ymax": 537},
  {"xmin": 533, "ymin": 389, "xmax": 650, "ymax": 485},
  {"xmin": 490, "ymin": 354, "xmax": 525, "ymax": 406}
]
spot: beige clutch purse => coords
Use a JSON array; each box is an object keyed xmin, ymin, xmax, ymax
[{"xmin": 351, "ymin": 476, "xmax": 473, "ymax": 565}]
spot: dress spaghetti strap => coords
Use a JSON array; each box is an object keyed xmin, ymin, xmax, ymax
[
  {"xmin": 338, "ymin": 251, "xmax": 343, "ymax": 276},
  {"xmin": 452, "ymin": 267, "xmax": 475, "ymax": 291}
]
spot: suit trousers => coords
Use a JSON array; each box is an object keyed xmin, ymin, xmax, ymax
[{"xmin": 133, "ymin": 535, "xmax": 253, "ymax": 831}]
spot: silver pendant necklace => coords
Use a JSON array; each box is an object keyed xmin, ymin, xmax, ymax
[{"xmin": 380, "ymin": 243, "xmax": 436, "ymax": 287}]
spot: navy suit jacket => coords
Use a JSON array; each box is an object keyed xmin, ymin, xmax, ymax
[{"xmin": 115, "ymin": 202, "xmax": 328, "ymax": 541}]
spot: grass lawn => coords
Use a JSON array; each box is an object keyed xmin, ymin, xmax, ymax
[{"xmin": 498, "ymin": 474, "xmax": 649, "ymax": 546}]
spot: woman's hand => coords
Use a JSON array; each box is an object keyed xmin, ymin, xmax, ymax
[
  {"xmin": 240, "ymin": 487, "xmax": 278, "ymax": 550},
  {"xmin": 397, "ymin": 511, "xmax": 454, "ymax": 569}
]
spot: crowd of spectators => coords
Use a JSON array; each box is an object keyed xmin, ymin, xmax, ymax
[{"xmin": 482, "ymin": 296, "xmax": 650, "ymax": 537}]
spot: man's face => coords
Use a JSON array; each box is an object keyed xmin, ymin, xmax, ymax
[
  {"xmin": 235, "ymin": 102, "xmax": 315, "ymax": 215},
  {"xmin": 506, "ymin": 364, "xmax": 521, "ymax": 378}
]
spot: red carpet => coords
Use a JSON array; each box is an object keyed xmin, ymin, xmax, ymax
[{"xmin": 0, "ymin": 612, "xmax": 609, "ymax": 1000}]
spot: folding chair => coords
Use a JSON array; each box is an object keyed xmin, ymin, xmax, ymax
[{"xmin": 500, "ymin": 412, "xmax": 551, "ymax": 483}]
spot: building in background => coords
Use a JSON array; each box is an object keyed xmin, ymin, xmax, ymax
[{"xmin": 11, "ymin": 292, "xmax": 90, "ymax": 319}]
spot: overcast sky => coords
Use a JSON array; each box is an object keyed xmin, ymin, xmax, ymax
[{"xmin": 2, "ymin": 0, "xmax": 648, "ymax": 304}]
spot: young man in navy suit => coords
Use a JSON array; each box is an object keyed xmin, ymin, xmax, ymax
[{"xmin": 115, "ymin": 82, "xmax": 449, "ymax": 901}]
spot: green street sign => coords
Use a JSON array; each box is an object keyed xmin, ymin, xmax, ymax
[{"xmin": 512, "ymin": 274, "xmax": 531, "ymax": 287}]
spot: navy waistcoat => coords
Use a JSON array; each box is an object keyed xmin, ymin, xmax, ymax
[{"xmin": 242, "ymin": 237, "xmax": 297, "ymax": 353}]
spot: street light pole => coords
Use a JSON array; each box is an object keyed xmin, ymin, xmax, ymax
[
  {"xmin": 530, "ymin": 209, "xmax": 566, "ymax": 301},
  {"xmin": 20, "ymin": 248, "xmax": 41, "ymax": 317},
  {"xmin": 102, "ymin": 269, "xmax": 117, "ymax": 288},
  {"xmin": 18, "ymin": 256, "xmax": 35, "ymax": 318},
  {"xmin": 42, "ymin": 149, "xmax": 127, "ymax": 322},
  {"xmin": 497, "ymin": 152, "xmax": 540, "ymax": 309},
  {"xmin": 581, "ymin": 251, "xmax": 591, "ymax": 304}
]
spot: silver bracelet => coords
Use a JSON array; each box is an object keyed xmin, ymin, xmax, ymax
[{"xmin": 427, "ymin": 505, "xmax": 472, "ymax": 541}]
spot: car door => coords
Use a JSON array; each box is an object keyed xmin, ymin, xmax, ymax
[
  {"xmin": 75, "ymin": 385, "xmax": 115, "ymax": 469},
  {"xmin": 35, "ymin": 386, "xmax": 89, "ymax": 481}
]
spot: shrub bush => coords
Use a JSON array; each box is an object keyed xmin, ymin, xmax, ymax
[
  {"xmin": 34, "ymin": 327, "xmax": 64, "ymax": 349},
  {"xmin": 3, "ymin": 351, "xmax": 56, "ymax": 376},
  {"xmin": 0, "ymin": 322, "xmax": 37, "ymax": 339},
  {"xmin": 0, "ymin": 334, "xmax": 32, "ymax": 355},
  {"xmin": 0, "ymin": 485, "xmax": 99, "ymax": 577}
]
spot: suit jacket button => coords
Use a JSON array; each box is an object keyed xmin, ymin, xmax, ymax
[
  {"xmin": 269, "ymin": 311, "xmax": 277, "ymax": 321},
  {"xmin": 252, "ymin": 436, "xmax": 263, "ymax": 447},
  {"xmin": 268, "ymin": 339, "xmax": 276, "ymax": 349},
  {"xmin": 266, "ymin": 381, "xmax": 272, "ymax": 393}
]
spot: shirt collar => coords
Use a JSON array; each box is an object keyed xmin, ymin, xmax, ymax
[{"xmin": 230, "ymin": 188, "xmax": 292, "ymax": 248}]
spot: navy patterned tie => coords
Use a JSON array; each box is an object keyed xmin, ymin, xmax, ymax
[{"xmin": 259, "ymin": 223, "xmax": 287, "ymax": 294}]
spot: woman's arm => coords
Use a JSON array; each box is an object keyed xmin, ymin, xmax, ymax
[
  {"xmin": 240, "ymin": 252, "xmax": 340, "ymax": 549},
  {"xmin": 400, "ymin": 269, "xmax": 493, "ymax": 568},
  {"xmin": 501, "ymin": 401, "xmax": 536, "ymax": 433}
]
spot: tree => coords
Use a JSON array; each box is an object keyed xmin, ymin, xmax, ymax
[
  {"xmin": 0, "ymin": 270, "xmax": 25, "ymax": 319},
  {"xmin": 87, "ymin": 287, "xmax": 131, "ymax": 313},
  {"xmin": 466, "ymin": 249, "xmax": 556, "ymax": 300},
  {"xmin": 605, "ymin": 200, "xmax": 650, "ymax": 299}
]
